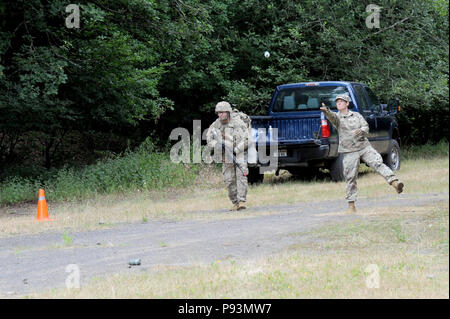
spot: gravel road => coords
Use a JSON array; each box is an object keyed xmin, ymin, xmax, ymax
[{"xmin": 0, "ymin": 192, "xmax": 447, "ymax": 297}]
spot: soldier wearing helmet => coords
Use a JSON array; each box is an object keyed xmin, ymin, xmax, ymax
[
  {"xmin": 206, "ymin": 101, "xmax": 249, "ymax": 211},
  {"xmin": 320, "ymin": 94, "xmax": 404, "ymax": 213}
]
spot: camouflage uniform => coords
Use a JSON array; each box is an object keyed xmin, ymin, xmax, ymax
[
  {"xmin": 322, "ymin": 96, "xmax": 399, "ymax": 202},
  {"xmin": 206, "ymin": 105, "xmax": 249, "ymax": 206}
]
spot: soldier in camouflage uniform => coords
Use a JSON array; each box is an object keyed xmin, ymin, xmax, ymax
[
  {"xmin": 320, "ymin": 94, "xmax": 404, "ymax": 213},
  {"xmin": 206, "ymin": 101, "xmax": 249, "ymax": 211}
]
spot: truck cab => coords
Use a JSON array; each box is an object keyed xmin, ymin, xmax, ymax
[{"xmin": 248, "ymin": 81, "xmax": 401, "ymax": 183}]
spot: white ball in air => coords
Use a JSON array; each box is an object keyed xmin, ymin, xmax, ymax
[{"xmin": 264, "ymin": 51, "xmax": 270, "ymax": 58}]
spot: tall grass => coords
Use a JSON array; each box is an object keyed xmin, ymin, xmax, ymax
[
  {"xmin": 0, "ymin": 177, "xmax": 41, "ymax": 205},
  {"xmin": 402, "ymin": 139, "xmax": 449, "ymax": 159},
  {"xmin": 0, "ymin": 139, "xmax": 199, "ymax": 205}
]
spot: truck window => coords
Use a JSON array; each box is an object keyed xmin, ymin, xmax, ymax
[
  {"xmin": 365, "ymin": 86, "xmax": 381, "ymax": 112},
  {"xmin": 272, "ymin": 86, "xmax": 350, "ymax": 112},
  {"xmin": 353, "ymin": 84, "xmax": 371, "ymax": 113}
]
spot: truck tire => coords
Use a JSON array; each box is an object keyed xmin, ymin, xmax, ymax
[
  {"xmin": 247, "ymin": 167, "xmax": 264, "ymax": 185},
  {"xmin": 383, "ymin": 139, "xmax": 401, "ymax": 171},
  {"xmin": 329, "ymin": 154, "xmax": 345, "ymax": 182}
]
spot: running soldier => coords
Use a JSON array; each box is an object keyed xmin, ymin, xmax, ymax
[
  {"xmin": 320, "ymin": 94, "xmax": 404, "ymax": 213},
  {"xmin": 206, "ymin": 101, "xmax": 249, "ymax": 211}
]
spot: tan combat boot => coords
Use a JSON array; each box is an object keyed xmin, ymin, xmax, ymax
[
  {"xmin": 237, "ymin": 202, "xmax": 247, "ymax": 211},
  {"xmin": 229, "ymin": 203, "xmax": 239, "ymax": 211},
  {"xmin": 390, "ymin": 180, "xmax": 404, "ymax": 194},
  {"xmin": 347, "ymin": 201, "xmax": 356, "ymax": 213}
]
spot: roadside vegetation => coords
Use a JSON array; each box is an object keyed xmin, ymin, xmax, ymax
[{"xmin": 0, "ymin": 139, "xmax": 201, "ymax": 205}]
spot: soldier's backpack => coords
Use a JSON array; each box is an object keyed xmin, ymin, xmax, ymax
[
  {"xmin": 231, "ymin": 108, "xmax": 252, "ymax": 131},
  {"xmin": 231, "ymin": 108, "xmax": 255, "ymax": 157}
]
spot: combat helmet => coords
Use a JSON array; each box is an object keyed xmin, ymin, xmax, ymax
[
  {"xmin": 334, "ymin": 94, "xmax": 351, "ymax": 102},
  {"xmin": 215, "ymin": 101, "xmax": 232, "ymax": 113}
]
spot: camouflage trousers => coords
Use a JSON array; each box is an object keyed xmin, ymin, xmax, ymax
[
  {"xmin": 343, "ymin": 145, "xmax": 398, "ymax": 202},
  {"xmin": 222, "ymin": 153, "xmax": 248, "ymax": 204}
]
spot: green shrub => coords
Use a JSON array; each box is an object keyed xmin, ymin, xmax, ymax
[
  {"xmin": 0, "ymin": 139, "xmax": 199, "ymax": 205},
  {"xmin": 0, "ymin": 177, "xmax": 41, "ymax": 205}
]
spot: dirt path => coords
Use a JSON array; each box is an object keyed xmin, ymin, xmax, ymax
[{"xmin": 0, "ymin": 192, "xmax": 447, "ymax": 297}]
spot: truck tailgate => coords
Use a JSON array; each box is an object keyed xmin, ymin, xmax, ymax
[{"xmin": 251, "ymin": 115, "xmax": 322, "ymax": 145}]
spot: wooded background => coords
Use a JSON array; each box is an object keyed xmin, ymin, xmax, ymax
[{"xmin": 0, "ymin": 0, "xmax": 448, "ymax": 178}]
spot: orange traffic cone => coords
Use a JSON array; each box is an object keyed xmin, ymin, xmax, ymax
[{"xmin": 36, "ymin": 189, "xmax": 55, "ymax": 221}]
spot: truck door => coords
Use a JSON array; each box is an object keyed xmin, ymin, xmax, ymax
[
  {"xmin": 364, "ymin": 86, "xmax": 390, "ymax": 154},
  {"xmin": 352, "ymin": 84, "xmax": 377, "ymax": 145}
]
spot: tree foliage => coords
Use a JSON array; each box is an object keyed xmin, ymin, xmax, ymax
[{"xmin": 0, "ymin": 0, "xmax": 448, "ymax": 172}]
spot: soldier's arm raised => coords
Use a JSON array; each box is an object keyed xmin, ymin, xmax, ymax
[{"xmin": 320, "ymin": 103, "xmax": 340, "ymax": 128}]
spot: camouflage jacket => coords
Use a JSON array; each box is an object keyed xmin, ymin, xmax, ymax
[
  {"xmin": 322, "ymin": 107, "xmax": 370, "ymax": 153},
  {"xmin": 206, "ymin": 113, "xmax": 249, "ymax": 155}
]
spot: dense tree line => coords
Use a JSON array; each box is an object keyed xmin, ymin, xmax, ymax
[{"xmin": 0, "ymin": 0, "xmax": 448, "ymax": 175}]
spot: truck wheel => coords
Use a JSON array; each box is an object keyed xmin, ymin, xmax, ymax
[
  {"xmin": 383, "ymin": 139, "xmax": 401, "ymax": 171},
  {"xmin": 247, "ymin": 167, "xmax": 264, "ymax": 185},
  {"xmin": 329, "ymin": 154, "xmax": 345, "ymax": 182}
]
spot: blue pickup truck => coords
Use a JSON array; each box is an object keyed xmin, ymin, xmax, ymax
[{"xmin": 247, "ymin": 81, "xmax": 401, "ymax": 184}]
